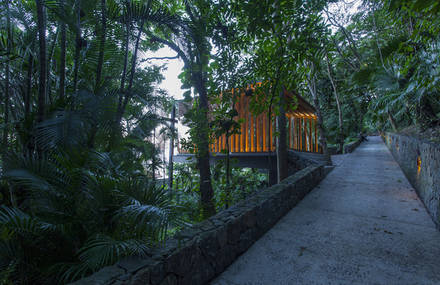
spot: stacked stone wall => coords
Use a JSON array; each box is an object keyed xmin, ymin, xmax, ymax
[
  {"xmin": 326, "ymin": 137, "xmax": 362, "ymax": 155},
  {"xmin": 383, "ymin": 132, "xmax": 440, "ymax": 229},
  {"xmin": 72, "ymin": 165, "xmax": 326, "ymax": 285},
  {"xmin": 343, "ymin": 138, "xmax": 362, "ymax": 153}
]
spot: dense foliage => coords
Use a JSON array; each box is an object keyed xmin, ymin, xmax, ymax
[
  {"xmin": 320, "ymin": 0, "xmax": 440, "ymax": 144},
  {"xmin": 0, "ymin": 0, "xmax": 439, "ymax": 283}
]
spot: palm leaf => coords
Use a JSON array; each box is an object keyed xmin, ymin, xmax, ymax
[
  {"xmin": 77, "ymin": 234, "xmax": 149, "ymax": 271},
  {"xmin": 0, "ymin": 206, "xmax": 51, "ymax": 236}
]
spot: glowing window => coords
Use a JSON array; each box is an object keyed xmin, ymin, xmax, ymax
[{"xmin": 417, "ymin": 156, "xmax": 422, "ymax": 174}]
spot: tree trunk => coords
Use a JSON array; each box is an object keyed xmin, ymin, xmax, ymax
[
  {"xmin": 95, "ymin": 0, "xmax": 107, "ymax": 88},
  {"xmin": 326, "ymin": 55, "xmax": 344, "ymax": 153},
  {"xmin": 118, "ymin": 18, "xmax": 145, "ymax": 122},
  {"xmin": 36, "ymin": 0, "xmax": 47, "ymax": 123},
  {"xmin": 267, "ymin": 88, "xmax": 277, "ymax": 185},
  {"xmin": 225, "ymin": 133, "xmax": 230, "ymax": 208},
  {"xmin": 24, "ymin": 53, "xmax": 35, "ymax": 154},
  {"xmin": 311, "ymin": 92, "xmax": 331, "ymax": 164},
  {"xmin": 46, "ymin": 27, "xmax": 59, "ymax": 105},
  {"xmin": 152, "ymin": 128, "xmax": 156, "ymax": 182},
  {"xmin": 277, "ymin": 90, "xmax": 288, "ymax": 182},
  {"xmin": 25, "ymin": 53, "xmax": 33, "ymax": 120},
  {"xmin": 86, "ymin": 0, "xmax": 107, "ymax": 148},
  {"xmin": 3, "ymin": 0, "xmax": 11, "ymax": 146},
  {"xmin": 387, "ymin": 111, "xmax": 398, "ymax": 131},
  {"xmin": 195, "ymin": 74, "xmax": 216, "ymax": 218},
  {"xmin": 108, "ymin": 18, "xmax": 131, "ymax": 151},
  {"xmin": 168, "ymin": 104, "xmax": 176, "ymax": 191},
  {"xmin": 73, "ymin": 0, "xmax": 81, "ymax": 93},
  {"xmin": 119, "ymin": 19, "xmax": 130, "ymax": 105},
  {"xmin": 307, "ymin": 68, "xmax": 331, "ymax": 165},
  {"xmin": 59, "ymin": 0, "xmax": 66, "ymax": 101}
]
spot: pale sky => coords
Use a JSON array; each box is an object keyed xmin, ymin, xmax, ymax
[
  {"xmin": 141, "ymin": 47, "xmax": 186, "ymax": 170},
  {"xmin": 142, "ymin": 46, "xmax": 185, "ymax": 100}
]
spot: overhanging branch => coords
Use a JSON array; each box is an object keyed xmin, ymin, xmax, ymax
[
  {"xmin": 141, "ymin": 55, "xmax": 179, "ymax": 62},
  {"xmin": 146, "ymin": 32, "xmax": 190, "ymax": 69}
]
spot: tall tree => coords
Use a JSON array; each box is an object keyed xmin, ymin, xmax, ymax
[
  {"xmin": 147, "ymin": 0, "xmax": 218, "ymax": 217},
  {"xmin": 36, "ymin": 0, "xmax": 47, "ymax": 123},
  {"xmin": 326, "ymin": 54, "xmax": 344, "ymax": 153},
  {"xmin": 95, "ymin": 0, "xmax": 107, "ymax": 88},
  {"xmin": 306, "ymin": 60, "xmax": 331, "ymax": 164},
  {"xmin": 59, "ymin": 0, "xmax": 66, "ymax": 100},
  {"xmin": 3, "ymin": 0, "xmax": 11, "ymax": 146},
  {"xmin": 73, "ymin": 0, "xmax": 81, "ymax": 93}
]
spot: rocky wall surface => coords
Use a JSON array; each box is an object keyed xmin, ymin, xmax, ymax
[
  {"xmin": 384, "ymin": 132, "xmax": 440, "ymax": 229},
  {"xmin": 287, "ymin": 150, "xmax": 318, "ymax": 174},
  {"xmin": 71, "ymin": 165, "xmax": 326, "ymax": 285},
  {"xmin": 327, "ymin": 146, "xmax": 338, "ymax": 155},
  {"xmin": 343, "ymin": 138, "xmax": 362, "ymax": 153},
  {"xmin": 325, "ymin": 138, "xmax": 362, "ymax": 155}
]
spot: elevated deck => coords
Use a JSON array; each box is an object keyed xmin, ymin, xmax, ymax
[{"xmin": 174, "ymin": 150, "xmax": 327, "ymax": 185}]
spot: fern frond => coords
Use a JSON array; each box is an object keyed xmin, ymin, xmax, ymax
[{"xmin": 77, "ymin": 235, "xmax": 149, "ymax": 271}]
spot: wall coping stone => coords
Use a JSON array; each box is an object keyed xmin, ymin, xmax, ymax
[{"xmin": 385, "ymin": 132, "xmax": 440, "ymax": 148}]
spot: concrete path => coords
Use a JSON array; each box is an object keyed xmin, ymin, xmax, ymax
[{"xmin": 212, "ymin": 136, "xmax": 440, "ymax": 285}]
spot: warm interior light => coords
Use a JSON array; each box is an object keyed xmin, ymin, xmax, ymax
[{"xmin": 417, "ymin": 156, "xmax": 422, "ymax": 174}]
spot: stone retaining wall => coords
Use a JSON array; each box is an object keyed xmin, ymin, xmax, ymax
[
  {"xmin": 383, "ymin": 132, "xmax": 440, "ymax": 229},
  {"xmin": 327, "ymin": 146, "xmax": 338, "ymax": 155},
  {"xmin": 72, "ymin": 165, "xmax": 326, "ymax": 285},
  {"xmin": 327, "ymin": 138, "xmax": 362, "ymax": 155},
  {"xmin": 287, "ymin": 150, "xmax": 318, "ymax": 174},
  {"xmin": 343, "ymin": 138, "xmax": 362, "ymax": 153}
]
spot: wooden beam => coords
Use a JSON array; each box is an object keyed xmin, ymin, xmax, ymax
[
  {"xmin": 235, "ymin": 98, "xmax": 241, "ymax": 152},
  {"xmin": 235, "ymin": 94, "xmax": 240, "ymax": 152},
  {"xmin": 256, "ymin": 114, "xmax": 260, "ymax": 152},
  {"xmin": 241, "ymin": 93, "xmax": 246, "ymax": 152},
  {"xmin": 218, "ymin": 133, "xmax": 221, "ymax": 152},
  {"xmin": 242, "ymin": 94, "xmax": 247, "ymax": 151},
  {"xmin": 287, "ymin": 118, "xmax": 291, "ymax": 149},
  {"xmin": 297, "ymin": 118, "xmax": 300, "ymax": 151},
  {"xmin": 262, "ymin": 113, "xmax": 267, "ymax": 152},
  {"xmin": 270, "ymin": 114, "xmax": 274, "ymax": 151},
  {"xmin": 293, "ymin": 118, "xmax": 297, "ymax": 150},
  {"xmin": 230, "ymin": 132, "xmax": 234, "ymax": 152},
  {"xmin": 304, "ymin": 118, "xmax": 308, "ymax": 151},
  {"xmin": 267, "ymin": 114, "xmax": 271, "ymax": 151},
  {"xmin": 309, "ymin": 118, "xmax": 312, "ymax": 152},
  {"xmin": 314, "ymin": 119, "xmax": 318, "ymax": 153},
  {"xmin": 250, "ymin": 114, "xmax": 255, "ymax": 152},
  {"xmin": 300, "ymin": 118, "xmax": 302, "ymax": 151},
  {"xmin": 237, "ymin": 94, "xmax": 242, "ymax": 152},
  {"xmin": 291, "ymin": 117, "xmax": 294, "ymax": 149}
]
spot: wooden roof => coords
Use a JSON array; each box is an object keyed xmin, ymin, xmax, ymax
[
  {"xmin": 176, "ymin": 85, "xmax": 317, "ymax": 119},
  {"xmin": 285, "ymin": 91, "xmax": 317, "ymax": 119}
]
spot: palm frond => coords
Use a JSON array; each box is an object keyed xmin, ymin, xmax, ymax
[
  {"xmin": 77, "ymin": 234, "xmax": 149, "ymax": 271},
  {"xmin": 0, "ymin": 206, "xmax": 51, "ymax": 236}
]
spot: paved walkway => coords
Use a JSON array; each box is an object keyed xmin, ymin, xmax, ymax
[{"xmin": 212, "ymin": 136, "xmax": 440, "ymax": 285}]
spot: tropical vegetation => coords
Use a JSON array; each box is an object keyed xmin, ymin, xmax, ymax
[{"xmin": 0, "ymin": 0, "xmax": 439, "ymax": 283}]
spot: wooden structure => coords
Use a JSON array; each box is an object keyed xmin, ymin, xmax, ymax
[{"xmin": 177, "ymin": 86, "xmax": 320, "ymax": 154}]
